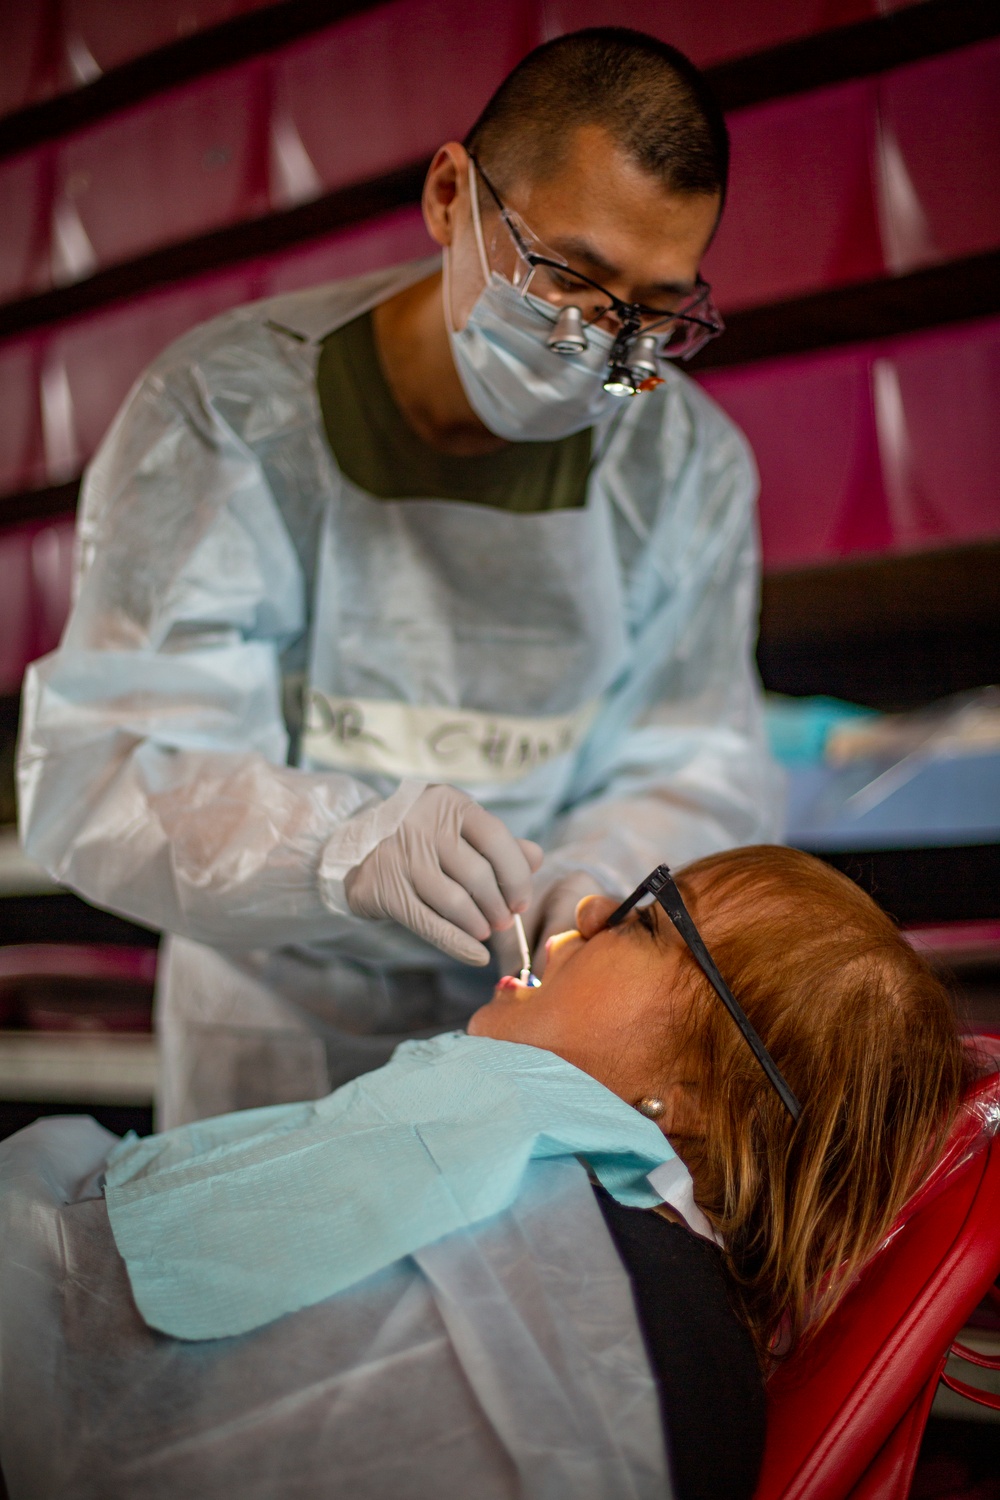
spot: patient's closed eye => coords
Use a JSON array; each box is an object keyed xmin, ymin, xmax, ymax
[{"xmin": 634, "ymin": 905, "xmax": 659, "ymax": 940}]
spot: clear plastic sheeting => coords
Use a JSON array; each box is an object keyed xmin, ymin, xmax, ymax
[
  {"xmin": 61, "ymin": 0, "xmax": 277, "ymax": 80},
  {"xmin": 0, "ymin": 0, "xmax": 276, "ymax": 111},
  {"xmin": 822, "ymin": 687, "xmax": 1000, "ymax": 767},
  {"xmin": 872, "ymin": 37, "xmax": 1000, "ymax": 273},
  {"xmin": 0, "ymin": 152, "xmax": 49, "ymax": 306},
  {"xmin": 0, "ymin": 1116, "xmax": 670, "ymax": 1500},
  {"xmin": 43, "ymin": 266, "xmax": 262, "ymax": 465},
  {"xmin": 263, "ymin": 206, "xmax": 429, "ymax": 296},
  {"xmin": 784, "ymin": 689, "xmax": 1000, "ymax": 852},
  {"xmin": 1, "ymin": 32, "xmax": 997, "ymax": 547},
  {"xmin": 0, "ymin": 336, "xmax": 46, "ymax": 497}
]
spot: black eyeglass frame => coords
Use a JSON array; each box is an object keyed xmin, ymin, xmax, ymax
[
  {"xmin": 606, "ymin": 865, "xmax": 802, "ymax": 1122},
  {"xmin": 469, "ymin": 155, "xmax": 724, "ymax": 358}
]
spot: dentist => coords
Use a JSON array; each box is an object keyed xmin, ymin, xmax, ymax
[{"xmin": 18, "ymin": 28, "xmax": 782, "ymax": 1125}]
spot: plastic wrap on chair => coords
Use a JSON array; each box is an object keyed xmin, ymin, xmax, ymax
[
  {"xmin": 875, "ymin": 1036, "xmax": 1000, "ymax": 1251},
  {"xmin": 0, "ymin": 1118, "xmax": 669, "ymax": 1500}
]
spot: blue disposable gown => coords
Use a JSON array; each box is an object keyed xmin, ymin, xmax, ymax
[{"xmin": 17, "ymin": 257, "xmax": 783, "ymax": 1124}]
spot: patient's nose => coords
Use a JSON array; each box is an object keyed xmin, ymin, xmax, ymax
[{"xmin": 575, "ymin": 894, "xmax": 620, "ymax": 938}]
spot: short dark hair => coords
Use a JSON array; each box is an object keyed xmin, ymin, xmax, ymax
[{"xmin": 464, "ymin": 28, "xmax": 729, "ymax": 203}]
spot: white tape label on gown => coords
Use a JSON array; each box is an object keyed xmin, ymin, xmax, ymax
[{"xmin": 303, "ymin": 691, "xmax": 599, "ymax": 784}]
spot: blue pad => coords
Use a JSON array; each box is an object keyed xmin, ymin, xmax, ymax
[{"xmin": 106, "ymin": 1033, "xmax": 676, "ymax": 1340}]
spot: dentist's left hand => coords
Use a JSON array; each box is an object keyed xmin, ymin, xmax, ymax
[{"xmin": 345, "ymin": 785, "xmax": 543, "ymax": 965}]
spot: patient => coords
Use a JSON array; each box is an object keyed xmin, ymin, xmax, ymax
[
  {"xmin": 0, "ymin": 847, "xmax": 969, "ymax": 1500},
  {"xmin": 473, "ymin": 844, "xmax": 969, "ymax": 1357}
]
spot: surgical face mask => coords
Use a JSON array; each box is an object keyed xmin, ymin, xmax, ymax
[{"xmin": 443, "ymin": 168, "xmax": 620, "ymax": 442}]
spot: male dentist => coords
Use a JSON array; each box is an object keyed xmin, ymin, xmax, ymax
[{"xmin": 19, "ymin": 28, "xmax": 781, "ymax": 1125}]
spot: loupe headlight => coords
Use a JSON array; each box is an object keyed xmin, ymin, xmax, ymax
[
  {"xmin": 603, "ymin": 365, "xmax": 637, "ymax": 397},
  {"xmin": 602, "ymin": 323, "xmax": 664, "ymax": 397}
]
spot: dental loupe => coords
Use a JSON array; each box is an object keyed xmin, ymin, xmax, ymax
[{"xmin": 546, "ymin": 307, "xmax": 664, "ymax": 398}]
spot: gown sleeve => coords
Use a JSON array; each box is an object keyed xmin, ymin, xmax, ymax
[
  {"xmin": 17, "ymin": 352, "xmax": 423, "ymax": 949},
  {"xmin": 536, "ymin": 382, "xmax": 785, "ymax": 898}
]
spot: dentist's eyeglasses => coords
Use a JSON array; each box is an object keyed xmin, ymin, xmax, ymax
[
  {"xmin": 606, "ymin": 865, "xmax": 802, "ymax": 1122},
  {"xmin": 469, "ymin": 154, "xmax": 724, "ymax": 389}
]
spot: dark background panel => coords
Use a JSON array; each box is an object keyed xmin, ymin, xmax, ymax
[
  {"xmin": 0, "ymin": 892, "xmax": 159, "ymax": 948},
  {"xmin": 0, "ymin": 1099, "xmax": 152, "ymax": 1143},
  {"xmin": 818, "ymin": 844, "xmax": 1000, "ymax": 926},
  {"xmin": 758, "ymin": 542, "xmax": 1000, "ymax": 710}
]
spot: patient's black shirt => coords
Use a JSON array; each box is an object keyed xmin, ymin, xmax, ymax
[{"xmin": 593, "ymin": 1188, "xmax": 766, "ymax": 1500}]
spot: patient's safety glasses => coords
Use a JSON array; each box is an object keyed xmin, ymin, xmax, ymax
[
  {"xmin": 470, "ymin": 155, "xmax": 724, "ymax": 364},
  {"xmin": 606, "ymin": 866, "xmax": 802, "ymax": 1121}
]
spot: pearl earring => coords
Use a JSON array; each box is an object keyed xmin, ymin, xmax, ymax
[{"xmin": 636, "ymin": 1097, "xmax": 665, "ymax": 1119}]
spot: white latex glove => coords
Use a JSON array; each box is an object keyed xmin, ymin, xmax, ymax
[
  {"xmin": 492, "ymin": 870, "xmax": 600, "ymax": 979},
  {"xmin": 345, "ymin": 785, "xmax": 543, "ymax": 965}
]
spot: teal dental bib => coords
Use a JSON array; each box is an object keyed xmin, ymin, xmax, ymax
[{"xmin": 105, "ymin": 1033, "xmax": 676, "ymax": 1341}]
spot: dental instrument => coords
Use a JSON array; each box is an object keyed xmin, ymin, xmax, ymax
[{"xmin": 513, "ymin": 913, "xmax": 541, "ymax": 986}]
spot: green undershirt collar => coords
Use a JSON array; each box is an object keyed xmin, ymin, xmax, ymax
[{"xmin": 317, "ymin": 310, "xmax": 593, "ymax": 512}]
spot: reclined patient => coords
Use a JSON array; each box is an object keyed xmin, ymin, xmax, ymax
[{"xmin": 0, "ymin": 847, "xmax": 968, "ymax": 1500}]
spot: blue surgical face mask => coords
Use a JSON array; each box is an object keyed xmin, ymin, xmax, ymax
[{"xmin": 443, "ymin": 167, "xmax": 619, "ymax": 443}]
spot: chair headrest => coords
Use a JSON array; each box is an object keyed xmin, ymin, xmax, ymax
[{"xmin": 875, "ymin": 1033, "xmax": 1000, "ymax": 1252}]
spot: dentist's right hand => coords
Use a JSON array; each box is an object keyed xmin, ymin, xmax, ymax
[{"xmin": 344, "ymin": 785, "xmax": 543, "ymax": 965}]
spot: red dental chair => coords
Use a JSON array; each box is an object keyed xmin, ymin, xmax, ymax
[{"xmin": 754, "ymin": 1034, "xmax": 1000, "ymax": 1500}]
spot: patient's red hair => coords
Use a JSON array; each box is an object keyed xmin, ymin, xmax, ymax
[{"xmin": 669, "ymin": 846, "xmax": 970, "ymax": 1359}]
